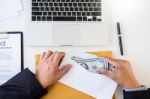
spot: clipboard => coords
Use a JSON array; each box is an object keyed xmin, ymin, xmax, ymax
[{"xmin": 0, "ymin": 32, "xmax": 24, "ymax": 85}]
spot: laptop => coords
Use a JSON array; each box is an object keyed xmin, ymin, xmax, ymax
[{"xmin": 24, "ymin": 0, "xmax": 112, "ymax": 46}]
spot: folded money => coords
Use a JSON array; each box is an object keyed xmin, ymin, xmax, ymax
[{"xmin": 71, "ymin": 56, "xmax": 113, "ymax": 73}]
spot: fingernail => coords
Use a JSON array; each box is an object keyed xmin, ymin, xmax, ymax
[{"xmin": 68, "ymin": 64, "xmax": 72, "ymax": 68}]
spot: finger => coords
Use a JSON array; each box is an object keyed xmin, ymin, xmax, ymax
[
  {"xmin": 51, "ymin": 52, "xmax": 65, "ymax": 68},
  {"xmin": 48, "ymin": 51, "xmax": 56, "ymax": 62},
  {"xmin": 43, "ymin": 50, "xmax": 53, "ymax": 60},
  {"xmin": 97, "ymin": 68, "xmax": 114, "ymax": 79},
  {"xmin": 40, "ymin": 52, "xmax": 46, "ymax": 60},
  {"xmin": 105, "ymin": 58, "xmax": 118, "ymax": 65},
  {"xmin": 105, "ymin": 58, "xmax": 121, "ymax": 67},
  {"xmin": 57, "ymin": 64, "xmax": 72, "ymax": 79}
]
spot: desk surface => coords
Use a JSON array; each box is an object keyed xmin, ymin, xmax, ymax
[{"xmin": 0, "ymin": 0, "xmax": 150, "ymax": 99}]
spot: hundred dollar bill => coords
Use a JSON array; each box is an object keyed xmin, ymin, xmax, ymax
[{"xmin": 71, "ymin": 56, "xmax": 113, "ymax": 73}]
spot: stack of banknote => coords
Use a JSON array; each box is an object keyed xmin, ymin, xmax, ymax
[{"xmin": 71, "ymin": 56, "xmax": 113, "ymax": 73}]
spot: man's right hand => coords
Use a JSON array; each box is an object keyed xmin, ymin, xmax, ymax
[
  {"xmin": 97, "ymin": 58, "xmax": 140, "ymax": 89},
  {"xmin": 36, "ymin": 50, "xmax": 72, "ymax": 88}
]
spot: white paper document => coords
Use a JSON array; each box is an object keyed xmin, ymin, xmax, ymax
[
  {"xmin": 0, "ymin": 0, "xmax": 23, "ymax": 20},
  {"xmin": 0, "ymin": 33, "xmax": 22, "ymax": 85},
  {"xmin": 59, "ymin": 52, "xmax": 117, "ymax": 99}
]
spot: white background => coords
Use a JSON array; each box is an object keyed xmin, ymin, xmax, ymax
[{"xmin": 0, "ymin": 0, "xmax": 150, "ymax": 99}]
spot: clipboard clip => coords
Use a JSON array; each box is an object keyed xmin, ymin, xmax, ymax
[{"xmin": 0, "ymin": 32, "xmax": 9, "ymax": 39}]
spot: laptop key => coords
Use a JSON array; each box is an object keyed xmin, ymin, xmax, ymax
[
  {"xmin": 92, "ymin": 3, "xmax": 96, "ymax": 7},
  {"xmin": 78, "ymin": 3, "xmax": 82, "ymax": 7},
  {"xmin": 32, "ymin": 12, "xmax": 42, "ymax": 15},
  {"xmin": 48, "ymin": 12, "xmax": 52, "ymax": 15},
  {"xmin": 67, "ymin": 12, "xmax": 71, "ymax": 16},
  {"xmin": 72, "ymin": 12, "xmax": 76, "ymax": 16},
  {"xmin": 32, "ymin": 0, "xmax": 36, "ymax": 2},
  {"xmin": 89, "ymin": 7, "xmax": 93, "ymax": 11},
  {"xmin": 40, "ymin": 7, "xmax": 44, "ymax": 11},
  {"xmin": 65, "ymin": 7, "xmax": 69, "ymax": 11},
  {"xmin": 73, "ymin": 3, "xmax": 77, "ymax": 7},
  {"xmin": 94, "ymin": 8, "xmax": 101, "ymax": 11},
  {"xmin": 95, "ymin": 0, "xmax": 101, "ymax": 2},
  {"xmin": 93, "ymin": 17, "xmax": 97, "ymax": 21},
  {"xmin": 32, "ymin": 16, "xmax": 36, "ymax": 21},
  {"xmin": 47, "ymin": 16, "xmax": 52, "ymax": 21},
  {"xmin": 53, "ymin": 17, "xmax": 76, "ymax": 21},
  {"xmin": 69, "ymin": 3, "xmax": 72, "ymax": 7},
  {"xmin": 58, "ymin": 12, "xmax": 62, "ymax": 16},
  {"xmin": 49, "ymin": 3, "xmax": 53, "ymax": 6},
  {"xmin": 60, "ymin": 7, "xmax": 64, "ymax": 11},
  {"xmin": 44, "ymin": 3, "xmax": 48, "ymax": 6},
  {"xmin": 50, "ymin": 7, "xmax": 54, "ymax": 11},
  {"xmin": 32, "ymin": 7, "xmax": 40, "ymax": 11},
  {"xmin": 70, "ymin": 7, "xmax": 74, "ymax": 11},
  {"xmin": 43, "ymin": 12, "xmax": 47, "ymax": 15},
  {"xmin": 83, "ymin": 12, "xmax": 87, "ymax": 16},
  {"xmin": 79, "ymin": 7, "xmax": 83, "ymax": 11},
  {"xmin": 59, "ymin": 3, "xmax": 63, "ymax": 6},
  {"xmin": 55, "ymin": 7, "xmax": 59, "ymax": 11},
  {"xmin": 77, "ymin": 17, "xmax": 82, "ymax": 21},
  {"xmin": 62, "ymin": 12, "xmax": 67, "ymax": 16},
  {"xmin": 91, "ymin": 12, "xmax": 101, "ymax": 16},
  {"xmin": 37, "ymin": 16, "xmax": 42, "ymax": 21},
  {"xmin": 83, "ymin": 3, "xmax": 87, "ymax": 7},
  {"xmin": 77, "ymin": 12, "xmax": 81, "ymax": 16},
  {"xmin": 64, "ymin": 3, "xmax": 68, "ymax": 7},
  {"xmin": 42, "ymin": 16, "xmax": 46, "ymax": 21},
  {"xmin": 45, "ymin": 7, "xmax": 49, "ymax": 11},
  {"xmin": 97, "ymin": 3, "xmax": 101, "ymax": 7},
  {"xmin": 88, "ymin": 3, "xmax": 91, "ymax": 7},
  {"xmin": 84, "ymin": 8, "xmax": 88, "ymax": 11},
  {"xmin": 53, "ymin": 12, "xmax": 57, "ymax": 16},
  {"xmin": 97, "ymin": 18, "xmax": 101, "ymax": 21},
  {"xmin": 39, "ymin": 3, "xmax": 43, "ymax": 6},
  {"xmin": 75, "ymin": 7, "xmax": 78, "ymax": 11},
  {"xmin": 83, "ymin": 17, "xmax": 87, "ymax": 21},
  {"xmin": 32, "ymin": 3, "xmax": 38, "ymax": 6},
  {"xmin": 87, "ymin": 12, "xmax": 91, "ymax": 16},
  {"xmin": 88, "ymin": 18, "xmax": 92, "ymax": 21}
]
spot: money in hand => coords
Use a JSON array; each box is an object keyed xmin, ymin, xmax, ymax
[{"xmin": 71, "ymin": 56, "xmax": 113, "ymax": 73}]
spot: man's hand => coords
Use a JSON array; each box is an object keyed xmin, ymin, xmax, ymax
[
  {"xmin": 36, "ymin": 50, "xmax": 72, "ymax": 88},
  {"xmin": 97, "ymin": 58, "xmax": 140, "ymax": 89}
]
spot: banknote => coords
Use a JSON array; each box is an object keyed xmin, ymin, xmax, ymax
[{"xmin": 71, "ymin": 56, "xmax": 113, "ymax": 73}]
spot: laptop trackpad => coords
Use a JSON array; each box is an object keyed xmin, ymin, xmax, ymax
[{"xmin": 53, "ymin": 24, "xmax": 81, "ymax": 45}]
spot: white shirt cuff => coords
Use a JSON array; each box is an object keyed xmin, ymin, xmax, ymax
[{"xmin": 124, "ymin": 86, "xmax": 147, "ymax": 91}]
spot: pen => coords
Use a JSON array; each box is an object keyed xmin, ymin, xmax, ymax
[{"xmin": 117, "ymin": 22, "xmax": 124, "ymax": 55}]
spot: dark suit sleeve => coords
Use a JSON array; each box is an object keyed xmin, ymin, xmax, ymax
[
  {"xmin": 123, "ymin": 89, "xmax": 150, "ymax": 99},
  {"xmin": 0, "ymin": 68, "xmax": 47, "ymax": 99}
]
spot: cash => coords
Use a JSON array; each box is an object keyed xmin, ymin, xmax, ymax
[{"xmin": 71, "ymin": 56, "xmax": 113, "ymax": 73}]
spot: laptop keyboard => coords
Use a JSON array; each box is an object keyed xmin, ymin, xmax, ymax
[{"xmin": 32, "ymin": 0, "xmax": 102, "ymax": 21}]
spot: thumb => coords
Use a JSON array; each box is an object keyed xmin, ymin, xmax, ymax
[{"xmin": 57, "ymin": 64, "xmax": 72, "ymax": 79}]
